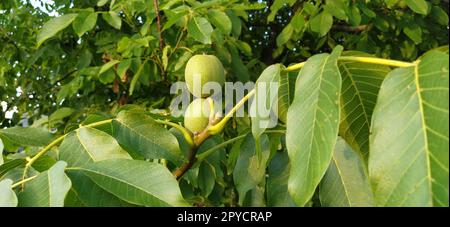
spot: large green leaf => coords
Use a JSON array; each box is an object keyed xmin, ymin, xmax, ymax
[
  {"xmin": 0, "ymin": 179, "xmax": 17, "ymax": 207},
  {"xmin": 233, "ymin": 134, "xmax": 270, "ymax": 205},
  {"xmin": 59, "ymin": 127, "xmax": 131, "ymax": 167},
  {"xmin": 72, "ymin": 10, "xmax": 97, "ymax": 37},
  {"xmin": 187, "ymin": 16, "xmax": 213, "ymax": 44},
  {"xmin": 405, "ymin": 0, "xmax": 429, "ymax": 15},
  {"xmin": 207, "ymin": 9, "xmax": 232, "ymax": 35},
  {"xmin": 369, "ymin": 51, "xmax": 449, "ymax": 207},
  {"xmin": 338, "ymin": 51, "xmax": 390, "ymax": 159},
  {"xmin": 251, "ymin": 64, "xmax": 283, "ymax": 140},
  {"xmin": 65, "ymin": 171, "xmax": 134, "ymax": 207},
  {"xmin": 36, "ymin": 13, "xmax": 78, "ymax": 47},
  {"xmin": 112, "ymin": 111, "xmax": 184, "ymax": 164},
  {"xmin": 266, "ymin": 151, "xmax": 296, "ymax": 207},
  {"xmin": 74, "ymin": 159, "xmax": 187, "ymax": 207},
  {"xmin": 309, "ymin": 11, "xmax": 333, "ymax": 37},
  {"xmin": 403, "ymin": 25, "xmax": 422, "ymax": 44},
  {"xmin": 18, "ymin": 161, "xmax": 72, "ymax": 207},
  {"xmin": 0, "ymin": 127, "xmax": 54, "ymax": 147},
  {"xmin": 319, "ymin": 138, "xmax": 374, "ymax": 207},
  {"xmin": 102, "ymin": 11, "xmax": 122, "ymax": 30},
  {"xmin": 286, "ymin": 46, "xmax": 343, "ymax": 206},
  {"xmin": 276, "ymin": 24, "xmax": 293, "ymax": 47}
]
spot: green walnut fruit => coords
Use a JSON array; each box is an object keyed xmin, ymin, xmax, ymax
[
  {"xmin": 185, "ymin": 54, "xmax": 225, "ymax": 98},
  {"xmin": 184, "ymin": 98, "xmax": 212, "ymax": 134}
]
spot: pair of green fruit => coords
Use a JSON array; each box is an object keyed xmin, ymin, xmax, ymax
[{"xmin": 183, "ymin": 55, "xmax": 225, "ymax": 134}]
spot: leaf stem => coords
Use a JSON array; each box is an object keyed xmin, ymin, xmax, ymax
[
  {"xmin": 22, "ymin": 119, "xmax": 114, "ymax": 182},
  {"xmin": 196, "ymin": 134, "xmax": 247, "ymax": 162},
  {"xmin": 196, "ymin": 130, "xmax": 287, "ymax": 164},
  {"xmin": 154, "ymin": 119, "xmax": 195, "ymax": 147},
  {"xmin": 338, "ymin": 56, "xmax": 414, "ymax": 67},
  {"xmin": 208, "ymin": 89, "xmax": 256, "ymax": 135},
  {"xmin": 284, "ymin": 56, "xmax": 414, "ymax": 72},
  {"xmin": 12, "ymin": 175, "xmax": 37, "ymax": 188},
  {"xmin": 284, "ymin": 62, "xmax": 306, "ymax": 72}
]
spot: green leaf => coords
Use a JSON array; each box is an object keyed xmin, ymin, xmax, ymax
[
  {"xmin": 36, "ymin": 14, "xmax": 78, "ymax": 48},
  {"xmin": 162, "ymin": 12, "xmax": 186, "ymax": 31},
  {"xmin": 0, "ymin": 159, "xmax": 26, "ymax": 178},
  {"xmin": 72, "ymin": 11, "xmax": 97, "ymax": 37},
  {"xmin": 32, "ymin": 155, "xmax": 57, "ymax": 172},
  {"xmin": 319, "ymin": 138, "xmax": 374, "ymax": 207},
  {"xmin": 198, "ymin": 161, "xmax": 215, "ymax": 197},
  {"xmin": 99, "ymin": 69, "xmax": 115, "ymax": 84},
  {"xmin": 65, "ymin": 171, "xmax": 134, "ymax": 207},
  {"xmin": 116, "ymin": 59, "xmax": 131, "ymax": 78},
  {"xmin": 59, "ymin": 127, "xmax": 131, "ymax": 167},
  {"xmin": 0, "ymin": 127, "xmax": 53, "ymax": 147},
  {"xmin": 267, "ymin": 151, "xmax": 296, "ymax": 207},
  {"xmin": 291, "ymin": 13, "xmax": 305, "ymax": 32},
  {"xmin": 162, "ymin": 45, "xmax": 171, "ymax": 70},
  {"xmin": 347, "ymin": 5, "xmax": 361, "ymax": 26},
  {"xmin": 251, "ymin": 64, "xmax": 283, "ymax": 139},
  {"xmin": 309, "ymin": 11, "xmax": 333, "ymax": 37},
  {"xmin": 360, "ymin": 5, "xmax": 376, "ymax": 18},
  {"xmin": 74, "ymin": 159, "xmax": 187, "ymax": 206},
  {"xmin": 324, "ymin": 0, "xmax": 348, "ymax": 21},
  {"xmin": 276, "ymin": 24, "xmax": 293, "ymax": 47},
  {"xmin": 369, "ymin": 51, "xmax": 449, "ymax": 207},
  {"xmin": 286, "ymin": 46, "xmax": 343, "ymax": 206},
  {"xmin": 278, "ymin": 70, "xmax": 297, "ymax": 123},
  {"xmin": 112, "ymin": 111, "xmax": 184, "ymax": 164},
  {"xmin": 102, "ymin": 11, "xmax": 122, "ymax": 30},
  {"xmin": 338, "ymin": 51, "xmax": 390, "ymax": 159},
  {"xmin": 233, "ymin": 134, "xmax": 270, "ymax": 205},
  {"xmin": 267, "ymin": 0, "xmax": 296, "ymax": 22},
  {"xmin": 129, "ymin": 60, "xmax": 147, "ymax": 96},
  {"xmin": 0, "ymin": 179, "xmax": 17, "ymax": 207},
  {"xmin": 431, "ymin": 6, "xmax": 449, "ymax": 26},
  {"xmin": 226, "ymin": 10, "xmax": 242, "ymax": 37},
  {"xmin": 49, "ymin": 107, "xmax": 75, "ymax": 126},
  {"xmin": 207, "ymin": 9, "xmax": 232, "ymax": 35},
  {"xmin": 99, "ymin": 59, "xmax": 120, "ymax": 75},
  {"xmin": 228, "ymin": 42, "xmax": 249, "ymax": 81},
  {"xmin": 18, "ymin": 161, "xmax": 72, "ymax": 207},
  {"xmin": 405, "ymin": 0, "xmax": 429, "ymax": 15},
  {"xmin": 97, "ymin": 0, "xmax": 109, "ymax": 7},
  {"xmin": 251, "ymin": 64, "xmax": 282, "ymax": 160},
  {"xmin": 187, "ymin": 16, "xmax": 213, "ymax": 44},
  {"xmin": 403, "ymin": 25, "xmax": 422, "ymax": 44}
]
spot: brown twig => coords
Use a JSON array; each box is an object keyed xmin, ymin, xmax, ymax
[
  {"xmin": 153, "ymin": 0, "xmax": 164, "ymax": 51},
  {"xmin": 332, "ymin": 24, "xmax": 368, "ymax": 33},
  {"xmin": 172, "ymin": 118, "xmax": 220, "ymax": 179},
  {"xmin": 152, "ymin": 0, "xmax": 167, "ymax": 81}
]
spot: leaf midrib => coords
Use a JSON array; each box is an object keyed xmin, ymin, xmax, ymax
[{"xmin": 413, "ymin": 60, "xmax": 434, "ymax": 206}]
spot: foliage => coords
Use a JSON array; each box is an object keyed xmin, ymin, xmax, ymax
[{"xmin": 0, "ymin": 0, "xmax": 448, "ymax": 207}]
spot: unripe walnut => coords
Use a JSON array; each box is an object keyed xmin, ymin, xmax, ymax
[
  {"xmin": 184, "ymin": 98, "xmax": 212, "ymax": 134},
  {"xmin": 184, "ymin": 54, "xmax": 225, "ymax": 98}
]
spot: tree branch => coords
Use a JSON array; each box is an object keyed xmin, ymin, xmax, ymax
[
  {"xmin": 332, "ymin": 24, "xmax": 368, "ymax": 33},
  {"xmin": 153, "ymin": 0, "xmax": 164, "ymax": 51}
]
